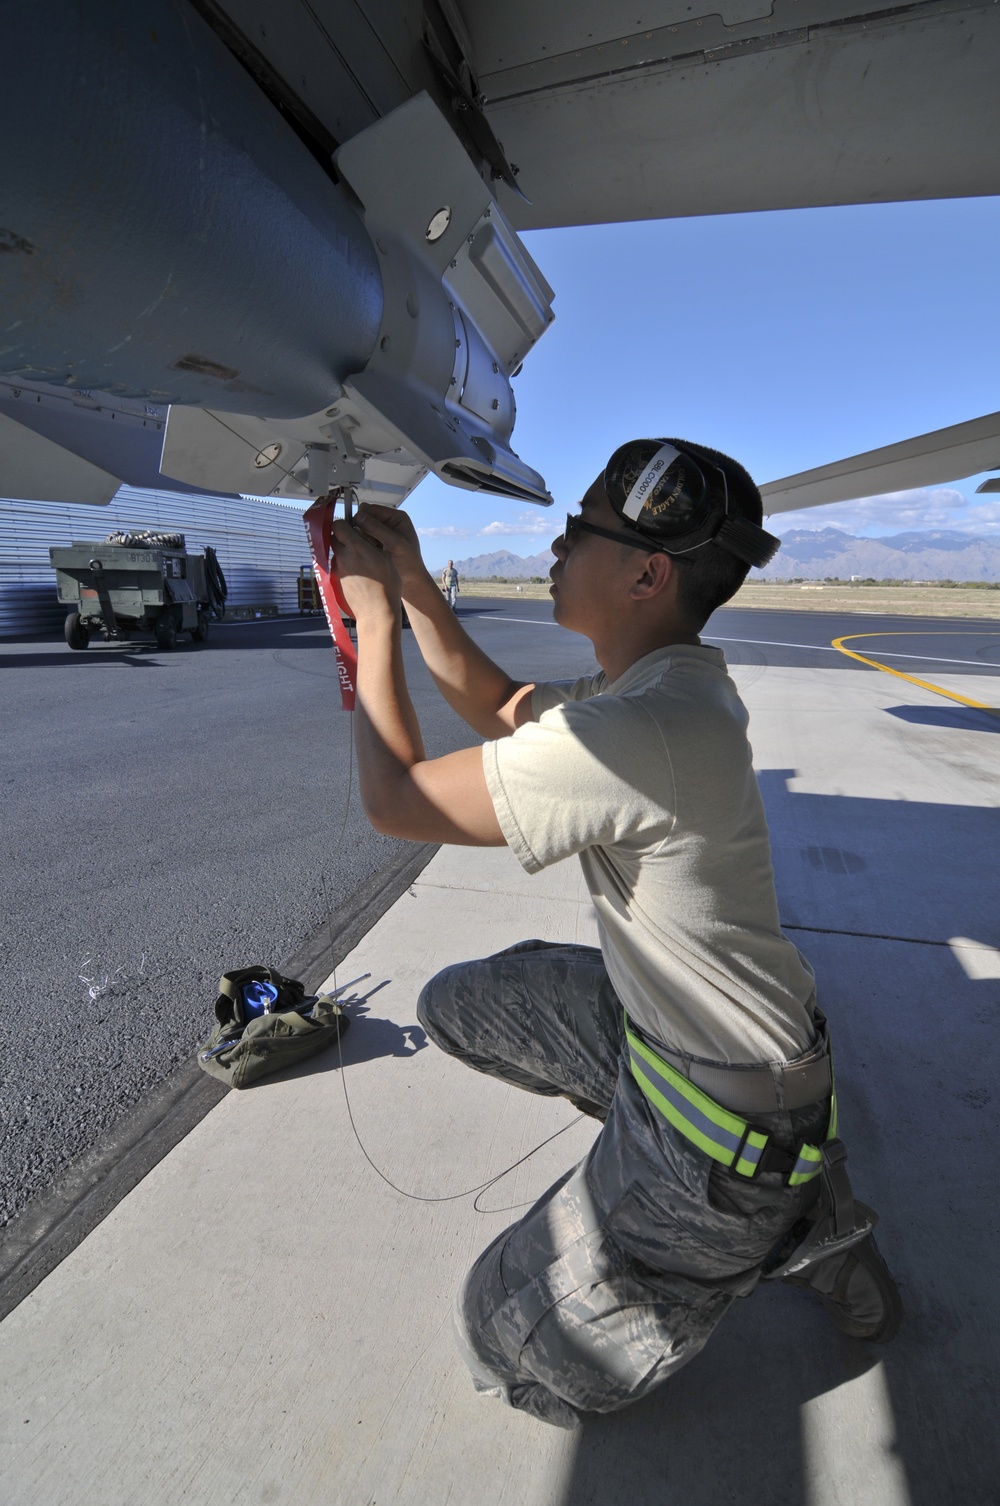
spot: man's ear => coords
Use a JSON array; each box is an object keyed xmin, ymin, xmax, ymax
[{"xmin": 628, "ymin": 551, "xmax": 677, "ymax": 601}]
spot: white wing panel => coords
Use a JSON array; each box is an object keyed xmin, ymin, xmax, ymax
[
  {"xmin": 0, "ymin": 412, "xmax": 120, "ymax": 505},
  {"xmin": 761, "ymin": 413, "xmax": 1000, "ymax": 514},
  {"xmin": 473, "ymin": 2, "xmax": 1000, "ymax": 228}
]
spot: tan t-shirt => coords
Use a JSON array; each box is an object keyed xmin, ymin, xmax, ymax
[{"xmin": 483, "ymin": 644, "xmax": 817, "ymax": 1064}]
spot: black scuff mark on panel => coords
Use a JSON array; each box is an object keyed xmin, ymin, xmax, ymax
[
  {"xmin": 174, "ymin": 354, "xmax": 240, "ymax": 381},
  {"xmin": 0, "ymin": 230, "xmax": 36, "ymax": 255}
]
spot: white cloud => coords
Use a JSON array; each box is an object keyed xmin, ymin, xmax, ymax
[
  {"xmin": 768, "ymin": 486, "xmax": 1000, "ymax": 536},
  {"xmin": 420, "ymin": 511, "xmax": 555, "ymax": 542},
  {"xmin": 478, "ymin": 511, "xmax": 554, "ymax": 538},
  {"xmin": 963, "ymin": 501, "xmax": 1000, "ymax": 529}
]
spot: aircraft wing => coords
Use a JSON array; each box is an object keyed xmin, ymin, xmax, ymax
[
  {"xmin": 180, "ymin": 1, "xmax": 1000, "ymax": 231},
  {"xmin": 761, "ymin": 412, "xmax": 1000, "ymax": 514},
  {"xmin": 3, "ymin": 1, "xmax": 998, "ymax": 509},
  {"xmin": 471, "ymin": 0, "xmax": 1000, "ymax": 230}
]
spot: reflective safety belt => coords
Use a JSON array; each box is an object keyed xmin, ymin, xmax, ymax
[
  {"xmin": 624, "ymin": 1015, "xmax": 837, "ymax": 1185},
  {"xmin": 303, "ymin": 495, "xmax": 358, "ymax": 712}
]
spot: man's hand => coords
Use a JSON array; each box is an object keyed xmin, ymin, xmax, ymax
[
  {"xmin": 329, "ymin": 505, "xmax": 508, "ymax": 848},
  {"xmin": 334, "ymin": 500, "xmax": 533, "ymax": 741},
  {"xmin": 329, "ymin": 512, "xmax": 400, "ymax": 623},
  {"xmin": 351, "ymin": 504, "xmax": 429, "ymax": 596}
]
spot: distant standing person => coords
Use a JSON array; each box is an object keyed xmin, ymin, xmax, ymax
[{"xmin": 441, "ymin": 560, "xmax": 460, "ymax": 612}]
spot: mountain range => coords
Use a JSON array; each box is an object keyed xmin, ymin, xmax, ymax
[
  {"xmin": 435, "ymin": 548, "xmax": 555, "ymax": 579},
  {"xmin": 436, "ymin": 530, "xmax": 1000, "ymax": 582}
]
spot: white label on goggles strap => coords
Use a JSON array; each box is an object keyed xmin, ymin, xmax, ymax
[{"xmin": 621, "ymin": 444, "xmax": 682, "ymax": 521}]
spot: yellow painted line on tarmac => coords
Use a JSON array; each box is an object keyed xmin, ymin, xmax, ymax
[{"xmin": 831, "ymin": 631, "xmax": 1000, "ymax": 713}]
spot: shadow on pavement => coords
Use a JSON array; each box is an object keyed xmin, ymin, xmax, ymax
[
  {"xmin": 277, "ymin": 995, "xmax": 429, "ymax": 1078},
  {"xmin": 337, "ymin": 1016, "xmax": 428, "ymax": 1064},
  {"xmin": 884, "ymin": 703, "xmax": 1000, "ymax": 733},
  {"xmin": 560, "ymin": 1287, "xmax": 879, "ymax": 1506},
  {"xmin": 550, "ymin": 773, "xmax": 999, "ymax": 1505},
  {"xmin": 0, "ymin": 616, "xmax": 340, "ymax": 667},
  {"xmin": 0, "ymin": 649, "xmax": 163, "ymax": 668}
]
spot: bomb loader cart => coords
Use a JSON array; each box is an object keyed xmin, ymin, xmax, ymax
[{"xmin": 49, "ymin": 530, "xmax": 227, "ymax": 651}]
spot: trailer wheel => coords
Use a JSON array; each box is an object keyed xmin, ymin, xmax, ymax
[
  {"xmin": 191, "ymin": 608, "xmax": 209, "ymax": 643},
  {"xmin": 64, "ymin": 612, "xmax": 90, "ymax": 651},
  {"xmin": 155, "ymin": 611, "xmax": 178, "ymax": 651}
]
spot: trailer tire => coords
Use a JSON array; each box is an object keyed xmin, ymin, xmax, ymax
[
  {"xmin": 155, "ymin": 611, "xmax": 178, "ymax": 651},
  {"xmin": 64, "ymin": 613, "xmax": 89, "ymax": 651},
  {"xmin": 191, "ymin": 608, "xmax": 209, "ymax": 643}
]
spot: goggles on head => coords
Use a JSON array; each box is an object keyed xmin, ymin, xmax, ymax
[{"xmin": 602, "ymin": 439, "xmax": 780, "ymax": 568}]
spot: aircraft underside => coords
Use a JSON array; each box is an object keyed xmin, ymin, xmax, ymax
[{"xmin": 2, "ymin": 0, "xmax": 999, "ymax": 512}]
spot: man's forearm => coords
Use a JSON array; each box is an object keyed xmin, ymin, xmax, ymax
[
  {"xmin": 396, "ymin": 566, "xmax": 529, "ymax": 738},
  {"xmin": 350, "ymin": 602, "xmax": 506, "ymax": 847},
  {"xmin": 353, "ymin": 607, "xmax": 425, "ymax": 828}
]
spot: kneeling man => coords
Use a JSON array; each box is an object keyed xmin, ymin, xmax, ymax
[{"xmin": 331, "ymin": 438, "xmax": 900, "ymax": 1430}]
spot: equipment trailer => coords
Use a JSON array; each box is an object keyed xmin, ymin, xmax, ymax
[{"xmin": 49, "ymin": 531, "xmax": 227, "ymax": 650}]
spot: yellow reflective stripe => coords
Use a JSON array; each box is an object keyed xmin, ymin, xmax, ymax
[
  {"xmin": 625, "ymin": 1021, "xmax": 749, "ymax": 1142},
  {"xmin": 628, "ymin": 1059, "xmax": 741, "ymax": 1165},
  {"xmin": 735, "ymin": 1130, "xmax": 769, "ymax": 1178},
  {"xmin": 788, "ymin": 1142, "xmax": 824, "ymax": 1185},
  {"xmin": 625, "ymin": 1014, "xmax": 834, "ymax": 1185},
  {"xmin": 626, "ymin": 1020, "xmax": 769, "ymax": 1176}
]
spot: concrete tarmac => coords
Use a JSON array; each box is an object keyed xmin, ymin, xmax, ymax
[
  {"xmin": 0, "ymin": 607, "xmax": 597, "ymax": 1229},
  {"xmin": 2, "ymin": 602, "xmax": 998, "ymax": 1504}
]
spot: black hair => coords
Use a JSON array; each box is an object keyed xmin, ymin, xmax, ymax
[{"xmin": 659, "ymin": 438, "xmax": 764, "ymax": 629}]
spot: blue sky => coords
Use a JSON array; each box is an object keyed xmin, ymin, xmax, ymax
[{"xmin": 414, "ymin": 196, "xmax": 1000, "ymax": 568}]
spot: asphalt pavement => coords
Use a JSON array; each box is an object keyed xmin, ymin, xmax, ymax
[
  {"xmin": 0, "ymin": 603, "xmax": 597, "ymax": 1229},
  {"xmin": 3, "ymin": 598, "xmax": 999, "ymax": 1505},
  {"xmin": 3, "ymin": 599, "xmax": 997, "ymax": 1233},
  {"xmin": 708, "ymin": 603, "xmax": 1000, "ymax": 680}
]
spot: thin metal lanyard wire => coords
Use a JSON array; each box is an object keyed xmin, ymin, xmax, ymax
[{"xmin": 320, "ymin": 708, "xmax": 583, "ymax": 1212}]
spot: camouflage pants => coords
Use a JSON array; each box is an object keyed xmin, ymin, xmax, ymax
[{"xmin": 417, "ymin": 940, "xmax": 829, "ymax": 1428}]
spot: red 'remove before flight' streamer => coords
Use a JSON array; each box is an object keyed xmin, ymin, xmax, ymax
[{"xmin": 303, "ymin": 497, "xmax": 358, "ymax": 711}]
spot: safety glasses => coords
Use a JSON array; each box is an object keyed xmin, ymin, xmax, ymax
[
  {"xmin": 563, "ymin": 513, "xmax": 694, "ymax": 560},
  {"xmin": 563, "ymin": 512, "xmax": 668, "ymax": 554}
]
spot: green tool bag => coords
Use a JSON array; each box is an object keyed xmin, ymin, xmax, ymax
[{"xmin": 197, "ymin": 965, "xmax": 350, "ymax": 1089}]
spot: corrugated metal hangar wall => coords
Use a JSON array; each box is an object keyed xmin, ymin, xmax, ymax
[{"xmin": 0, "ymin": 488, "xmax": 310, "ymax": 638}]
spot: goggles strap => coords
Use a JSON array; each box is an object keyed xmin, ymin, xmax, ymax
[
  {"xmin": 713, "ymin": 514, "xmax": 781, "ymax": 568},
  {"xmin": 620, "ymin": 442, "xmax": 682, "ymax": 521}
]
